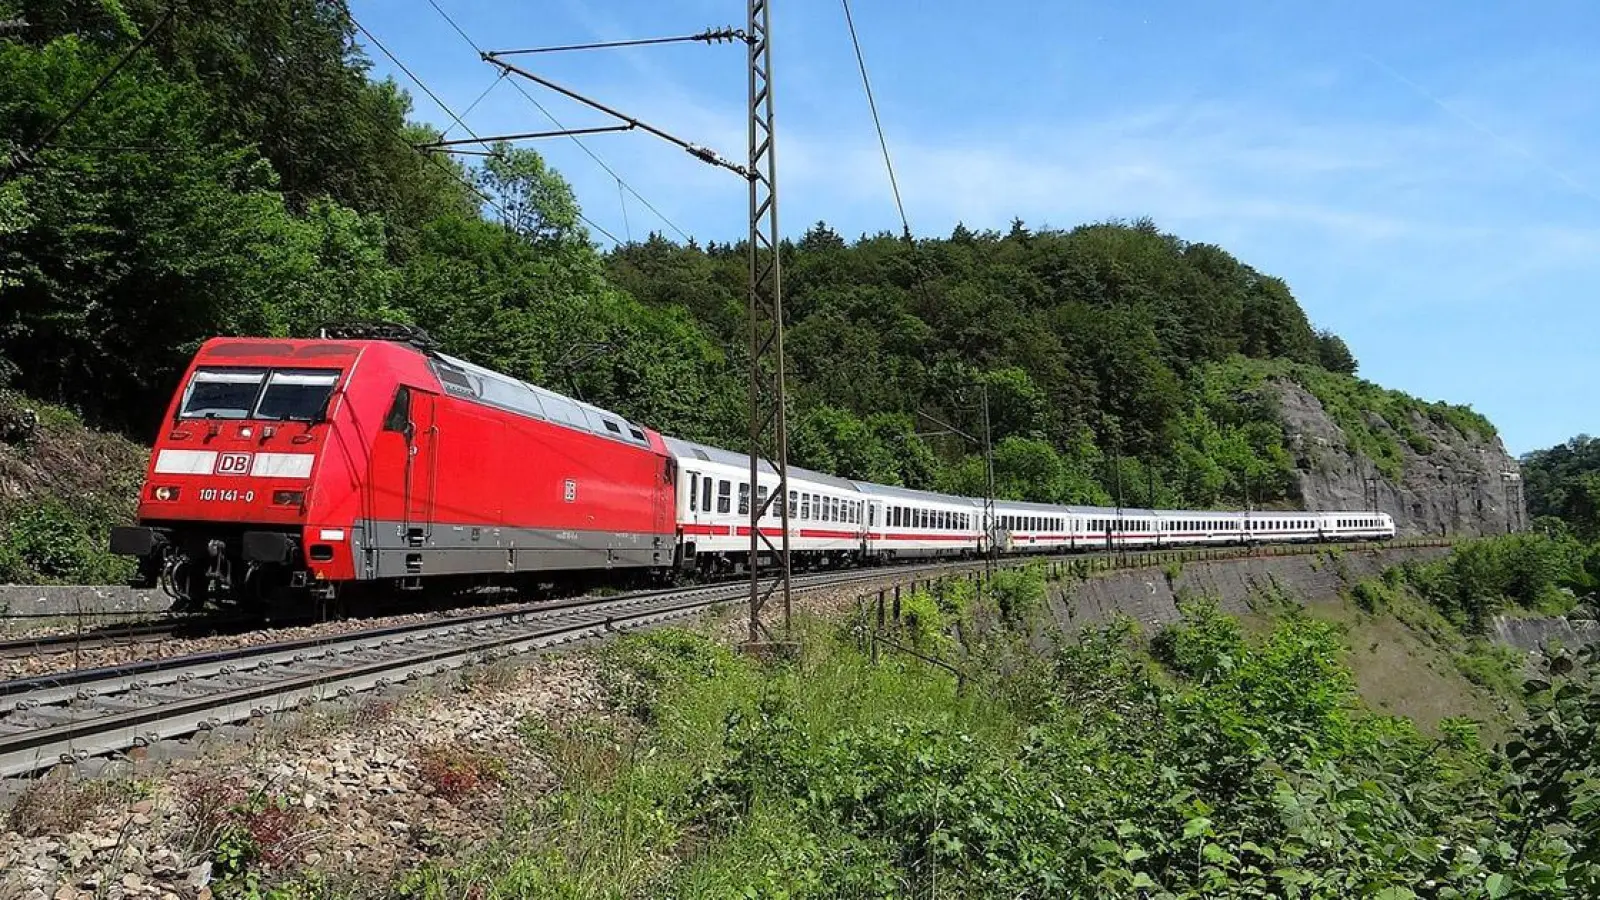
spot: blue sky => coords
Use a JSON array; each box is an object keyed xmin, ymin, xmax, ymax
[{"xmin": 349, "ymin": 0, "xmax": 1600, "ymax": 456}]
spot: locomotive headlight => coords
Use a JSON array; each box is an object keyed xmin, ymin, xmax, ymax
[
  {"xmin": 152, "ymin": 486, "xmax": 180, "ymax": 502},
  {"xmin": 272, "ymin": 490, "xmax": 305, "ymax": 507}
]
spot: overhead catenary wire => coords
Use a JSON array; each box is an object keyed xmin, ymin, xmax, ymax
[
  {"xmin": 348, "ymin": 11, "xmax": 623, "ymax": 245},
  {"xmin": 422, "ymin": 0, "xmax": 693, "ymax": 243},
  {"xmin": 438, "ymin": 70, "xmax": 507, "ymax": 141},
  {"xmin": 617, "ymin": 178, "xmax": 633, "ymax": 243},
  {"xmin": 840, "ymin": 0, "xmax": 912, "ymax": 241},
  {"xmin": 2, "ymin": 6, "xmax": 174, "ymax": 182}
]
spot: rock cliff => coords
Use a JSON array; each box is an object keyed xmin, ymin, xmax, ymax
[{"xmin": 1267, "ymin": 380, "xmax": 1524, "ymax": 537}]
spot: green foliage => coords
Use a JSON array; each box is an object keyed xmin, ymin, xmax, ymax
[
  {"xmin": 1502, "ymin": 644, "xmax": 1600, "ymax": 894},
  {"xmin": 408, "ymin": 605, "xmax": 1600, "ymax": 899},
  {"xmin": 1401, "ymin": 533, "xmax": 1587, "ymax": 631},
  {"xmin": 1522, "ymin": 435, "xmax": 1600, "ymax": 540},
  {"xmin": 986, "ymin": 563, "xmax": 1047, "ymax": 626},
  {"xmin": 1315, "ymin": 327, "xmax": 1358, "ymax": 375},
  {"xmin": 896, "ymin": 589, "xmax": 948, "ymax": 652},
  {"xmin": 0, "ymin": 497, "xmax": 129, "ymax": 584}
]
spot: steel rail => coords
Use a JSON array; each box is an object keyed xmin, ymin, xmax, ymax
[{"xmin": 0, "ymin": 565, "xmax": 955, "ymax": 777}]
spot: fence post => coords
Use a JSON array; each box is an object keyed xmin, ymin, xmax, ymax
[
  {"xmin": 893, "ymin": 584, "xmax": 901, "ymax": 622},
  {"xmin": 873, "ymin": 589, "xmax": 885, "ymax": 663}
]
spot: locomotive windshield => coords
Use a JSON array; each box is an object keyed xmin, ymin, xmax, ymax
[
  {"xmin": 179, "ymin": 369, "xmax": 265, "ymax": 419},
  {"xmin": 252, "ymin": 370, "xmax": 339, "ymax": 421},
  {"xmin": 178, "ymin": 367, "xmax": 338, "ymax": 421}
]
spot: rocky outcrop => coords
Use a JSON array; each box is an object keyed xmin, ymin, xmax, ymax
[{"xmin": 1268, "ymin": 380, "xmax": 1524, "ymax": 538}]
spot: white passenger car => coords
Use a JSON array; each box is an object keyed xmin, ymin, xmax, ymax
[{"xmin": 666, "ymin": 437, "xmax": 865, "ymax": 573}]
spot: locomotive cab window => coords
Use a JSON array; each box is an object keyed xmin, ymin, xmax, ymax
[
  {"xmin": 382, "ymin": 386, "xmax": 412, "ymax": 432},
  {"xmin": 180, "ymin": 368, "xmax": 266, "ymax": 419},
  {"xmin": 253, "ymin": 370, "xmax": 339, "ymax": 422}
]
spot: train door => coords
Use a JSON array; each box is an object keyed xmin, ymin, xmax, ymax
[
  {"xmin": 406, "ymin": 391, "xmax": 438, "ymax": 543},
  {"xmin": 369, "ymin": 386, "xmax": 435, "ymax": 552},
  {"xmin": 656, "ymin": 456, "xmax": 675, "ymax": 545}
]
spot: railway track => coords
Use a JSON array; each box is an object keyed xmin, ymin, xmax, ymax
[
  {"xmin": 0, "ymin": 540, "xmax": 1441, "ymax": 778},
  {"xmin": 0, "ymin": 564, "xmax": 958, "ymax": 778},
  {"xmin": 0, "ymin": 621, "xmax": 187, "ymax": 660}
]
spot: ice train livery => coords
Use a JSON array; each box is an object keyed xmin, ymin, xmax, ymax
[{"xmin": 110, "ymin": 329, "xmax": 1395, "ymax": 609}]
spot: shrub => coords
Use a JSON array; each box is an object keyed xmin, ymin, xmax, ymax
[
  {"xmin": 415, "ymin": 746, "xmax": 505, "ymax": 802},
  {"xmin": 897, "ymin": 589, "xmax": 947, "ymax": 652},
  {"xmin": 1153, "ymin": 597, "xmax": 1244, "ymax": 681},
  {"xmin": 6, "ymin": 774, "xmax": 122, "ymax": 838},
  {"xmin": 987, "ymin": 564, "xmax": 1047, "ymax": 626},
  {"xmin": 1402, "ymin": 533, "xmax": 1589, "ymax": 631}
]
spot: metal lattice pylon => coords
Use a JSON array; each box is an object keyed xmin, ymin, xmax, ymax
[{"xmin": 745, "ymin": 0, "xmax": 791, "ymax": 644}]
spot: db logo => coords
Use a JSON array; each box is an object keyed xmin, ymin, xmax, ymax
[
  {"xmin": 563, "ymin": 479, "xmax": 578, "ymax": 502},
  {"xmin": 215, "ymin": 452, "xmax": 253, "ymax": 475}
]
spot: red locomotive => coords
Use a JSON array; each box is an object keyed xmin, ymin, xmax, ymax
[{"xmin": 110, "ymin": 326, "xmax": 676, "ymax": 610}]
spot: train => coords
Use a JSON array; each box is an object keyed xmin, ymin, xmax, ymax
[{"xmin": 109, "ymin": 327, "xmax": 1395, "ymax": 611}]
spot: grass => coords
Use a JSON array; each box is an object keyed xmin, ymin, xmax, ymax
[{"xmin": 394, "ymin": 618, "xmax": 1021, "ymax": 898}]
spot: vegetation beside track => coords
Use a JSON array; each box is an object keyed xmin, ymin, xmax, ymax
[
  {"xmin": 0, "ymin": 390, "xmax": 142, "ymax": 585},
  {"xmin": 356, "ymin": 538, "xmax": 1598, "ymax": 900}
]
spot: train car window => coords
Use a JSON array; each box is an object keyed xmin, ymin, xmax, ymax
[
  {"xmin": 788, "ymin": 490, "xmax": 798, "ymax": 518},
  {"xmin": 800, "ymin": 494, "xmax": 811, "ymax": 520},
  {"xmin": 382, "ymin": 386, "xmax": 411, "ymax": 432},
  {"xmin": 835, "ymin": 498, "xmax": 843, "ymax": 522},
  {"xmin": 180, "ymin": 368, "xmax": 266, "ymax": 419},
  {"xmin": 756, "ymin": 485, "xmax": 769, "ymax": 518},
  {"xmin": 738, "ymin": 483, "xmax": 750, "ymax": 516},
  {"xmin": 718, "ymin": 480, "xmax": 732, "ymax": 514},
  {"xmin": 688, "ymin": 473, "xmax": 698, "ymax": 512},
  {"xmin": 629, "ymin": 426, "xmax": 646, "ymax": 441},
  {"xmin": 702, "ymin": 477, "xmax": 713, "ymax": 512},
  {"xmin": 252, "ymin": 370, "xmax": 340, "ymax": 422},
  {"xmin": 603, "ymin": 420, "xmax": 622, "ymax": 434}
]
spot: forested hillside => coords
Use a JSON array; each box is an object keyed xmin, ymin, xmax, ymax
[
  {"xmin": 1522, "ymin": 436, "xmax": 1600, "ymax": 539},
  {"xmin": 1, "ymin": 0, "xmax": 1497, "ymax": 531}
]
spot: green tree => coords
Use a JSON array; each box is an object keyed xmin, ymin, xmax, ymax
[{"xmin": 1315, "ymin": 328, "xmax": 1358, "ymax": 374}]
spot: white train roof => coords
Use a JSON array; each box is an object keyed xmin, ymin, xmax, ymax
[
  {"xmin": 848, "ymin": 480, "xmax": 982, "ymax": 508},
  {"xmin": 663, "ymin": 437, "xmax": 860, "ymax": 492},
  {"xmin": 430, "ymin": 353, "xmax": 650, "ymax": 448}
]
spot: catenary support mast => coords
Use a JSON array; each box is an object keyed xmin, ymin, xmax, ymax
[{"xmin": 745, "ymin": 0, "xmax": 792, "ymax": 644}]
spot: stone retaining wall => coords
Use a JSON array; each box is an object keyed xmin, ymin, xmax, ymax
[{"xmin": 1049, "ymin": 546, "xmax": 1452, "ymax": 634}]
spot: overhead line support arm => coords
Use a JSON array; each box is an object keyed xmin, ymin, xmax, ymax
[{"xmin": 482, "ymin": 53, "xmax": 748, "ymax": 177}]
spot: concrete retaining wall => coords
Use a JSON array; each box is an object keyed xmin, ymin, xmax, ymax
[
  {"xmin": 1490, "ymin": 615, "xmax": 1600, "ymax": 656},
  {"xmin": 1049, "ymin": 546, "xmax": 1452, "ymax": 634},
  {"xmin": 0, "ymin": 584, "xmax": 171, "ymax": 625}
]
